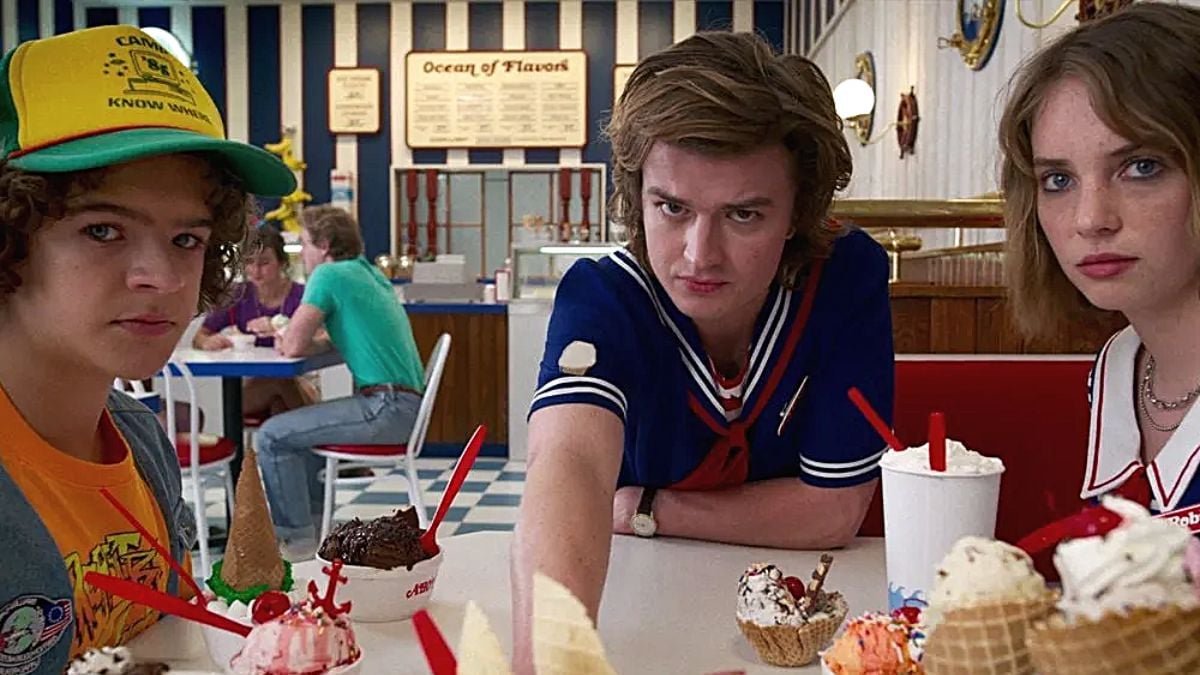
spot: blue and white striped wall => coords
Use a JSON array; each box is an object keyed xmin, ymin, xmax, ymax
[{"xmin": 4, "ymin": 1, "xmax": 785, "ymax": 258}]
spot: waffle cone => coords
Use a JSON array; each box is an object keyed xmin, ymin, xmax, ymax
[
  {"xmin": 1027, "ymin": 605, "xmax": 1200, "ymax": 674},
  {"xmin": 532, "ymin": 573, "xmax": 617, "ymax": 675},
  {"xmin": 923, "ymin": 593, "xmax": 1056, "ymax": 675},
  {"xmin": 220, "ymin": 447, "xmax": 286, "ymax": 592},
  {"xmin": 737, "ymin": 593, "xmax": 849, "ymax": 667},
  {"xmin": 457, "ymin": 601, "xmax": 513, "ymax": 675}
]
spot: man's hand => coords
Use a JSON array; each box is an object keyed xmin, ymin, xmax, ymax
[{"xmin": 611, "ymin": 486, "xmax": 639, "ymax": 535}]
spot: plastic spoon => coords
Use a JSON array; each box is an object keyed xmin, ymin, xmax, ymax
[
  {"xmin": 85, "ymin": 572, "xmax": 251, "ymax": 636},
  {"xmin": 412, "ymin": 609, "xmax": 457, "ymax": 675},
  {"xmin": 420, "ymin": 424, "xmax": 488, "ymax": 556}
]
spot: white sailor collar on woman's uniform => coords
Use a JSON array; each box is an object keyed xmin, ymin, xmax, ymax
[{"xmin": 1082, "ymin": 325, "xmax": 1200, "ymax": 511}]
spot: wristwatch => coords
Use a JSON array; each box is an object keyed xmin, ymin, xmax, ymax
[{"xmin": 630, "ymin": 487, "xmax": 658, "ymax": 538}]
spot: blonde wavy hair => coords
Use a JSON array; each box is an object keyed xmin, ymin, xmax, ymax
[
  {"xmin": 605, "ymin": 31, "xmax": 852, "ymax": 287},
  {"xmin": 999, "ymin": 2, "xmax": 1200, "ymax": 339},
  {"xmin": 302, "ymin": 205, "xmax": 364, "ymax": 262}
]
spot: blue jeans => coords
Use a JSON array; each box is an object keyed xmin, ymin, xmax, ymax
[{"xmin": 254, "ymin": 390, "xmax": 420, "ymax": 546}]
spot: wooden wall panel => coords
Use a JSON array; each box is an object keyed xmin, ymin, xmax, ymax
[
  {"xmin": 929, "ymin": 298, "xmax": 977, "ymax": 353},
  {"xmin": 889, "ymin": 285, "xmax": 1125, "ymax": 355},
  {"xmin": 408, "ymin": 312, "xmax": 508, "ymax": 444},
  {"xmin": 891, "ymin": 298, "xmax": 931, "ymax": 353}
]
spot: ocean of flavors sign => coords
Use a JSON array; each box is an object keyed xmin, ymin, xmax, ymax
[{"xmin": 406, "ymin": 50, "xmax": 587, "ymax": 149}]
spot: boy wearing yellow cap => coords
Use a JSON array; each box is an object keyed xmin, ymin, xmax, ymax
[{"xmin": 0, "ymin": 25, "xmax": 294, "ymax": 673}]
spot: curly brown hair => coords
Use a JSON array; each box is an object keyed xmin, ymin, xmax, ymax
[
  {"xmin": 605, "ymin": 32, "xmax": 852, "ymax": 287},
  {"xmin": 0, "ymin": 154, "xmax": 251, "ymax": 311},
  {"xmin": 999, "ymin": 2, "xmax": 1200, "ymax": 339}
]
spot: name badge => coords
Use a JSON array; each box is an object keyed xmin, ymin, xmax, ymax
[{"xmin": 1156, "ymin": 503, "xmax": 1200, "ymax": 534}]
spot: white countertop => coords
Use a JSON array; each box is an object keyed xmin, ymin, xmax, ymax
[{"xmin": 130, "ymin": 532, "xmax": 886, "ymax": 674}]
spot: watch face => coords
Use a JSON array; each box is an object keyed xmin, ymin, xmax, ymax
[{"xmin": 631, "ymin": 513, "xmax": 657, "ymax": 537}]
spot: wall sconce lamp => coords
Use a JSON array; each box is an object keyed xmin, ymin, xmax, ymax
[
  {"xmin": 833, "ymin": 52, "xmax": 920, "ymax": 159},
  {"xmin": 1016, "ymin": 0, "xmax": 1134, "ymax": 28},
  {"xmin": 833, "ymin": 52, "xmax": 876, "ymax": 145}
]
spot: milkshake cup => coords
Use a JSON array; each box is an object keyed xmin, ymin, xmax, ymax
[{"xmin": 880, "ymin": 439, "xmax": 1004, "ymax": 612}]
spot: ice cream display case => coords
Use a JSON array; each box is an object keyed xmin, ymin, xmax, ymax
[{"xmin": 510, "ymin": 243, "xmax": 623, "ymax": 300}]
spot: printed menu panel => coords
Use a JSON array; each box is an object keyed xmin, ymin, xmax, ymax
[
  {"xmin": 329, "ymin": 68, "xmax": 381, "ymax": 134},
  {"xmin": 407, "ymin": 51, "xmax": 588, "ymax": 149}
]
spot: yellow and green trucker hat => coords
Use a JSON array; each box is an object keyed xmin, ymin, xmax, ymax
[{"xmin": 0, "ymin": 25, "xmax": 296, "ymax": 196}]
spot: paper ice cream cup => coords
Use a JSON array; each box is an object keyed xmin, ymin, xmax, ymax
[
  {"xmin": 315, "ymin": 551, "xmax": 442, "ymax": 623},
  {"xmin": 230, "ymin": 333, "xmax": 256, "ymax": 352},
  {"xmin": 881, "ymin": 461, "xmax": 1003, "ymax": 613}
]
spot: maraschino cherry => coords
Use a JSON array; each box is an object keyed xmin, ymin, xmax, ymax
[{"xmin": 251, "ymin": 591, "xmax": 291, "ymax": 624}]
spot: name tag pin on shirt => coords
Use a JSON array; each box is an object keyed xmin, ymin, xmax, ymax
[{"xmin": 777, "ymin": 375, "xmax": 809, "ymax": 437}]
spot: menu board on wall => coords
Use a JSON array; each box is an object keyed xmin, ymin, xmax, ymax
[
  {"xmin": 328, "ymin": 68, "xmax": 381, "ymax": 134},
  {"xmin": 406, "ymin": 51, "xmax": 588, "ymax": 149},
  {"xmin": 613, "ymin": 65, "xmax": 635, "ymax": 109}
]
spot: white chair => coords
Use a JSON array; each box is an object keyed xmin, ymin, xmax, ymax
[
  {"xmin": 311, "ymin": 333, "xmax": 451, "ymax": 540},
  {"xmin": 160, "ymin": 359, "xmax": 237, "ymax": 579}
]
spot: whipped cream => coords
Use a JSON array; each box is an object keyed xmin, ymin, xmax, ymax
[
  {"xmin": 878, "ymin": 439, "xmax": 1004, "ymax": 476},
  {"xmin": 1055, "ymin": 496, "xmax": 1198, "ymax": 622},
  {"xmin": 926, "ymin": 537, "xmax": 1047, "ymax": 627}
]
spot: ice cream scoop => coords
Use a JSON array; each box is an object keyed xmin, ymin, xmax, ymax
[
  {"xmin": 926, "ymin": 536, "xmax": 1047, "ymax": 627},
  {"xmin": 230, "ymin": 602, "xmax": 361, "ymax": 675}
]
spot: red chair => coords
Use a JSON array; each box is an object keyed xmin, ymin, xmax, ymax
[
  {"xmin": 312, "ymin": 333, "xmax": 452, "ymax": 540},
  {"xmin": 857, "ymin": 357, "xmax": 1094, "ymax": 544}
]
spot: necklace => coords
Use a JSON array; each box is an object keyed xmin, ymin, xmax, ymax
[
  {"xmin": 1139, "ymin": 387, "xmax": 1182, "ymax": 432},
  {"xmin": 1139, "ymin": 355, "xmax": 1200, "ymax": 432},
  {"xmin": 1142, "ymin": 356, "xmax": 1200, "ymax": 410}
]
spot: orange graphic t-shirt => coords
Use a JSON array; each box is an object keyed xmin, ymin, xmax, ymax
[{"xmin": 0, "ymin": 385, "xmax": 181, "ymax": 659}]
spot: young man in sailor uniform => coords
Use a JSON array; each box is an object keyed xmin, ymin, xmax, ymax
[{"xmin": 510, "ymin": 33, "xmax": 895, "ymax": 670}]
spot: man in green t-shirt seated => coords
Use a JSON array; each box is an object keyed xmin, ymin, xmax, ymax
[{"xmin": 258, "ymin": 205, "xmax": 426, "ymax": 560}]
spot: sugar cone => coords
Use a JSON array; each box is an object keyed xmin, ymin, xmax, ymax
[
  {"xmin": 923, "ymin": 594, "xmax": 1056, "ymax": 675},
  {"xmin": 1027, "ymin": 605, "xmax": 1200, "ymax": 674},
  {"xmin": 737, "ymin": 593, "xmax": 848, "ymax": 667},
  {"xmin": 457, "ymin": 601, "xmax": 513, "ymax": 675},
  {"xmin": 219, "ymin": 447, "xmax": 286, "ymax": 592},
  {"xmin": 532, "ymin": 573, "xmax": 617, "ymax": 675}
]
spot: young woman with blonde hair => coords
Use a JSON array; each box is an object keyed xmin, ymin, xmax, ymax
[
  {"xmin": 1000, "ymin": 2, "xmax": 1200, "ymax": 518},
  {"xmin": 512, "ymin": 31, "xmax": 894, "ymax": 669}
]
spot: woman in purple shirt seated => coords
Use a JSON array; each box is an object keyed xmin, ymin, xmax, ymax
[{"xmin": 193, "ymin": 225, "xmax": 316, "ymax": 418}]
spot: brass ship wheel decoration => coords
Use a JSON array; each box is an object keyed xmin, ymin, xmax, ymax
[
  {"xmin": 897, "ymin": 88, "xmax": 919, "ymax": 159},
  {"xmin": 939, "ymin": 0, "xmax": 1006, "ymax": 71}
]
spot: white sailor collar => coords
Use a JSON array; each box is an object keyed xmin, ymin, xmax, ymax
[
  {"xmin": 607, "ymin": 249, "xmax": 794, "ymax": 422},
  {"xmin": 1082, "ymin": 325, "xmax": 1200, "ymax": 511}
]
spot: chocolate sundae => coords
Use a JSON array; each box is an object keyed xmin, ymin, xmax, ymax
[{"xmin": 318, "ymin": 506, "xmax": 432, "ymax": 571}]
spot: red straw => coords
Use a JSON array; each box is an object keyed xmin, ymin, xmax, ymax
[
  {"xmin": 85, "ymin": 572, "xmax": 250, "ymax": 636},
  {"xmin": 99, "ymin": 488, "xmax": 205, "ymax": 601},
  {"xmin": 412, "ymin": 610, "xmax": 457, "ymax": 675},
  {"xmin": 929, "ymin": 412, "xmax": 947, "ymax": 472},
  {"xmin": 846, "ymin": 387, "xmax": 905, "ymax": 452}
]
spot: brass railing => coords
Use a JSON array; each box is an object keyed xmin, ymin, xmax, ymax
[{"xmin": 830, "ymin": 198, "xmax": 1005, "ymax": 284}]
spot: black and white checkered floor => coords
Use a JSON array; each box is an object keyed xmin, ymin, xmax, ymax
[{"xmin": 185, "ymin": 457, "xmax": 524, "ymax": 558}]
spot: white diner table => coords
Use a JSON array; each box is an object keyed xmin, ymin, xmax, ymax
[
  {"xmin": 130, "ymin": 532, "xmax": 887, "ymax": 674},
  {"xmin": 168, "ymin": 347, "xmax": 344, "ymax": 482}
]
